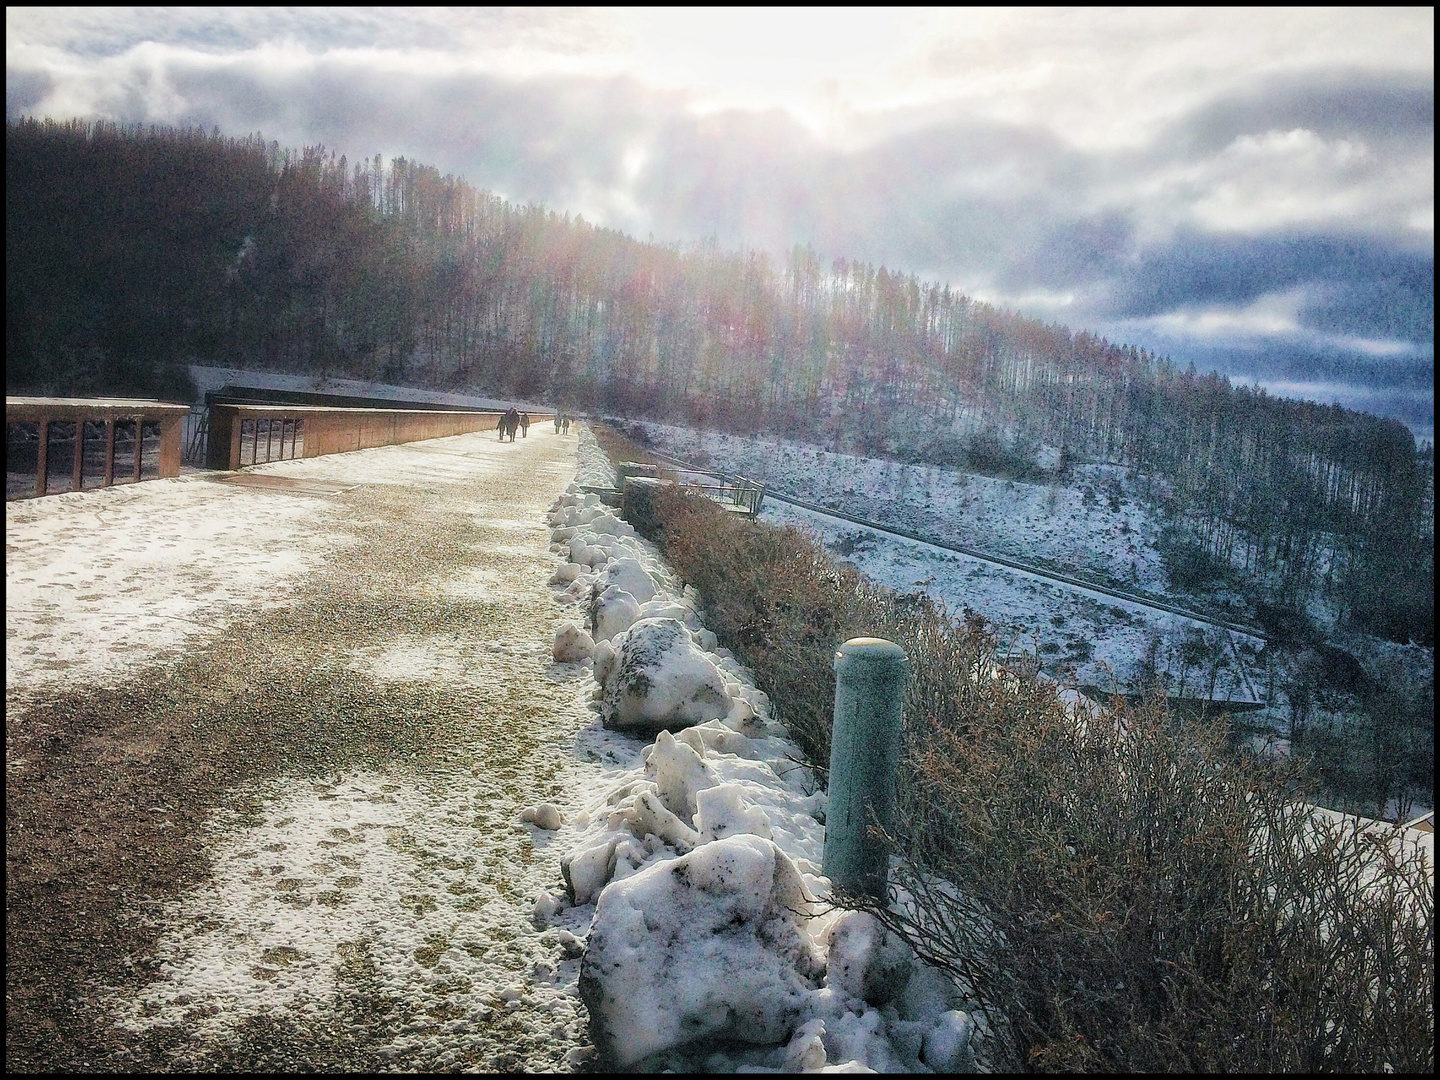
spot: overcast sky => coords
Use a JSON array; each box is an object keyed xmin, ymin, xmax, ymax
[{"xmin": 7, "ymin": 7, "xmax": 1433, "ymax": 436}]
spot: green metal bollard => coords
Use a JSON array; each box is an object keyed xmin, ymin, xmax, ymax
[{"xmin": 822, "ymin": 637, "xmax": 908, "ymax": 899}]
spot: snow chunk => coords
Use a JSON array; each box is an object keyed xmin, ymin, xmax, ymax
[
  {"xmin": 549, "ymin": 561, "xmax": 583, "ymax": 585},
  {"xmin": 588, "ymin": 512, "xmax": 636, "ymax": 539},
  {"xmin": 569, "ymin": 536, "xmax": 606, "ymax": 567},
  {"xmin": 562, "ymin": 840, "xmax": 618, "ymax": 906},
  {"xmin": 602, "ymin": 618, "xmax": 732, "ymax": 734},
  {"xmin": 520, "ymin": 802, "xmax": 564, "ymax": 830},
  {"xmin": 920, "ymin": 1010, "xmax": 975, "ymax": 1072},
  {"xmin": 822, "ymin": 1007, "xmax": 900, "ymax": 1072},
  {"xmin": 552, "ymin": 623, "xmax": 594, "ymax": 663},
  {"xmin": 549, "ymin": 927, "xmax": 587, "ymax": 959},
  {"xmin": 897, "ymin": 962, "xmax": 959, "ymax": 1024},
  {"xmin": 592, "ymin": 585, "xmax": 642, "ymax": 642},
  {"xmin": 825, "ymin": 912, "xmax": 913, "ymax": 1007},
  {"xmin": 604, "ymin": 557, "xmax": 659, "ymax": 603},
  {"xmin": 695, "ymin": 783, "xmax": 774, "ymax": 842},
  {"xmin": 784, "ymin": 1017, "xmax": 830, "ymax": 1070},
  {"xmin": 531, "ymin": 890, "xmax": 560, "ymax": 926},
  {"xmin": 626, "ymin": 788, "xmax": 702, "ymax": 851},
  {"xmin": 578, "ymin": 835, "xmax": 823, "ymax": 1067},
  {"xmin": 680, "ymin": 721, "xmax": 759, "ymax": 759},
  {"xmin": 593, "ymin": 638, "xmax": 617, "ymax": 685},
  {"xmin": 646, "ymin": 730, "xmax": 718, "ymax": 824}
]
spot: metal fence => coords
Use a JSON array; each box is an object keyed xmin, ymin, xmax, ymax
[{"xmin": 182, "ymin": 407, "xmax": 208, "ymax": 466}]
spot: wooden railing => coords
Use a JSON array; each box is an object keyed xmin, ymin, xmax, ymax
[
  {"xmin": 6, "ymin": 397, "xmax": 190, "ymax": 500},
  {"xmin": 205, "ymin": 404, "xmax": 550, "ymax": 470}
]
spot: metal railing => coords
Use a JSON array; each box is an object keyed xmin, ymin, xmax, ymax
[
  {"xmin": 614, "ymin": 460, "xmax": 765, "ymax": 517},
  {"xmin": 182, "ymin": 407, "xmax": 209, "ymax": 465},
  {"xmin": 682, "ymin": 477, "xmax": 766, "ymax": 516},
  {"xmin": 6, "ymin": 397, "xmax": 190, "ymax": 500}
]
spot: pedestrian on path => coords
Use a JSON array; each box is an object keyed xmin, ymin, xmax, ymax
[
  {"xmin": 520, "ymin": 412, "xmax": 531, "ymax": 438},
  {"xmin": 554, "ymin": 413, "xmax": 562, "ymax": 434}
]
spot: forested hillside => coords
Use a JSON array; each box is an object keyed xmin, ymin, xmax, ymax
[{"xmin": 6, "ymin": 118, "xmax": 1432, "ymax": 642}]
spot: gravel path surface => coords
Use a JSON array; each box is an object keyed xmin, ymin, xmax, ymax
[{"xmin": 6, "ymin": 428, "xmax": 599, "ymax": 1071}]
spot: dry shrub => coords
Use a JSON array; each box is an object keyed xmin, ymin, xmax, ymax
[
  {"xmin": 878, "ymin": 691, "xmax": 1433, "ymax": 1072},
  {"xmin": 644, "ymin": 482, "xmax": 864, "ymax": 765},
  {"xmin": 588, "ymin": 421, "xmax": 680, "ymax": 483},
  {"xmin": 594, "ymin": 424, "xmax": 1435, "ymax": 1073}
]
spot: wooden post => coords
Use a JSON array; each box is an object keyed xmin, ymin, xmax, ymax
[
  {"xmin": 71, "ymin": 419, "xmax": 85, "ymax": 492},
  {"xmin": 823, "ymin": 637, "xmax": 908, "ymax": 899},
  {"xmin": 132, "ymin": 415, "xmax": 144, "ymax": 482},
  {"xmin": 204, "ymin": 406, "xmax": 236, "ymax": 470},
  {"xmin": 158, "ymin": 412, "xmax": 182, "ymax": 477},
  {"xmin": 35, "ymin": 419, "xmax": 48, "ymax": 497},
  {"xmin": 104, "ymin": 419, "xmax": 116, "ymax": 486}
]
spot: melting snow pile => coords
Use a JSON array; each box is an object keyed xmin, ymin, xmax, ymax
[{"xmin": 532, "ymin": 426, "xmax": 978, "ymax": 1071}]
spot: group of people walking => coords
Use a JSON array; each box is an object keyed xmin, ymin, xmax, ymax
[
  {"xmin": 498, "ymin": 407, "xmax": 529, "ymax": 441},
  {"xmin": 498, "ymin": 407, "xmax": 572, "ymax": 441}
]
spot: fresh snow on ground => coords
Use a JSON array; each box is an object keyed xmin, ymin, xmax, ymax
[
  {"xmin": 11, "ymin": 429, "xmax": 607, "ymax": 1070},
  {"xmin": 5, "ymin": 475, "xmax": 346, "ymax": 692},
  {"xmin": 766, "ymin": 500, "xmax": 1264, "ymax": 704}
]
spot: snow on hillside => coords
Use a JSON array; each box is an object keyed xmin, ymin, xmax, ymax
[
  {"xmin": 625, "ymin": 420, "xmax": 1268, "ymax": 704},
  {"xmin": 629, "ymin": 421, "xmax": 1167, "ymax": 594},
  {"xmin": 765, "ymin": 500, "xmax": 1261, "ymax": 703}
]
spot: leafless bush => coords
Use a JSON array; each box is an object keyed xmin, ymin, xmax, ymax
[{"xmin": 870, "ymin": 692, "xmax": 1433, "ymax": 1071}]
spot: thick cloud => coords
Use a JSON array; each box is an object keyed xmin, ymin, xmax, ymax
[
  {"xmin": 161, "ymin": 62, "xmax": 663, "ymax": 212},
  {"xmin": 1163, "ymin": 69, "xmax": 1434, "ymax": 156},
  {"xmin": 6, "ymin": 9, "xmax": 1432, "ymax": 435},
  {"xmin": 1106, "ymin": 234, "xmax": 1433, "ymax": 340}
]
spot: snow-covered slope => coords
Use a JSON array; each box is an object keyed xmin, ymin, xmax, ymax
[
  {"xmin": 627, "ymin": 420, "xmax": 1267, "ymax": 705},
  {"xmin": 630, "ymin": 421, "xmax": 1166, "ymax": 593}
]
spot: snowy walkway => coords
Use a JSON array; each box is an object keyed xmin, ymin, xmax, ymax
[{"xmin": 6, "ymin": 428, "xmax": 600, "ymax": 1071}]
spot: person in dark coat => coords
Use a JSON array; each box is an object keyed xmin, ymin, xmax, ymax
[
  {"xmin": 520, "ymin": 412, "xmax": 530, "ymax": 438},
  {"xmin": 506, "ymin": 407, "xmax": 520, "ymax": 442}
]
